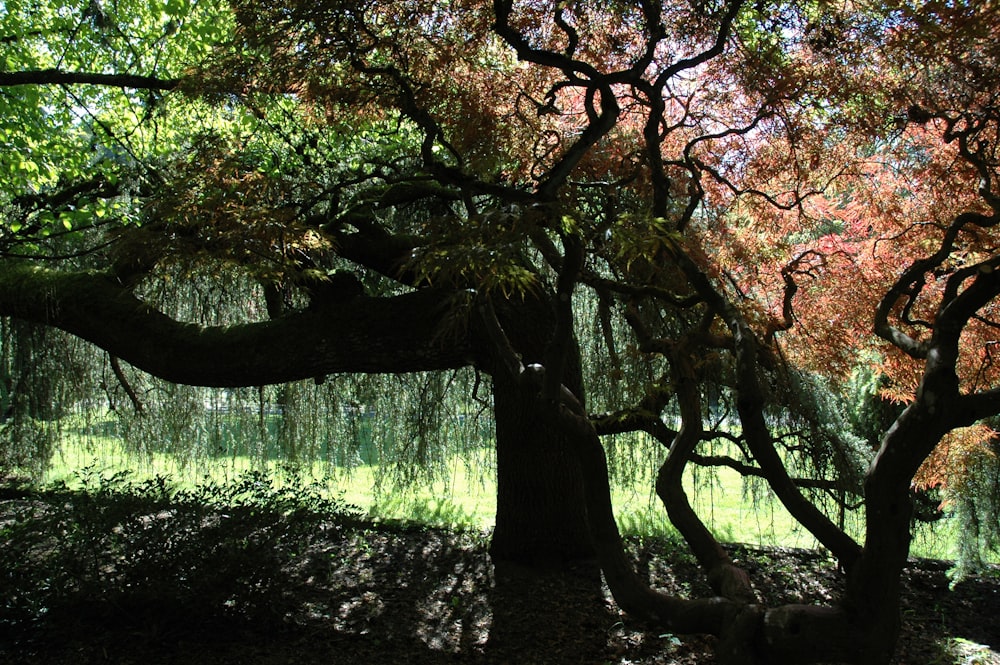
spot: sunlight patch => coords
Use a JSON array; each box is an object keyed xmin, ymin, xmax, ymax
[{"xmin": 937, "ymin": 638, "xmax": 999, "ymax": 665}]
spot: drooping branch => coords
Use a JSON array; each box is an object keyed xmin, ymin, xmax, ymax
[
  {"xmin": 656, "ymin": 342, "xmax": 756, "ymax": 602},
  {"xmin": 764, "ymin": 250, "xmax": 825, "ymax": 343},
  {"xmin": 11, "ymin": 175, "xmax": 121, "ymax": 215},
  {"xmin": 581, "ymin": 271, "xmax": 702, "ymax": 308},
  {"xmin": 109, "ymin": 355, "xmax": 144, "ymax": 414},
  {"xmin": 2, "ymin": 176, "xmax": 125, "ymax": 251},
  {"xmin": 668, "ymin": 237, "xmax": 863, "ymax": 568}
]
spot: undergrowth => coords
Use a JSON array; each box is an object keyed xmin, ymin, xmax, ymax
[
  {"xmin": 0, "ymin": 466, "xmax": 362, "ymax": 646},
  {"xmin": 367, "ymin": 493, "xmax": 487, "ymax": 531}
]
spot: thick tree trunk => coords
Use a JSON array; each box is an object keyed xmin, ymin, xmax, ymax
[
  {"xmin": 487, "ymin": 292, "xmax": 596, "ymax": 568},
  {"xmin": 846, "ymin": 402, "xmax": 950, "ymax": 664},
  {"xmin": 2, "ymin": 264, "xmax": 597, "ymax": 569},
  {"xmin": 489, "ymin": 369, "xmax": 594, "ymax": 567},
  {"xmin": 844, "ymin": 336, "xmax": 964, "ymax": 665}
]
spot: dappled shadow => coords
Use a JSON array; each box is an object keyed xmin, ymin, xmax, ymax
[
  {"xmin": 896, "ymin": 559, "xmax": 1000, "ymax": 657},
  {"xmin": 486, "ymin": 559, "xmax": 612, "ymax": 662},
  {"xmin": 299, "ymin": 525, "xmax": 495, "ymax": 655},
  {"xmin": 2, "ymin": 493, "xmax": 999, "ymax": 665}
]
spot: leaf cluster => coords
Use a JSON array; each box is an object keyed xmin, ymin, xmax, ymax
[{"xmin": 406, "ymin": 208, "xmax": 542, "ymax": 296}]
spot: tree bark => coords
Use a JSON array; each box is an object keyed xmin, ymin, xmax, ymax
[
  {"xmin": 486, "ymin": 293, "xmax": 596, "ymax": 567},
  {"xmin": 489, "ymin": 369, "xmax": 594, "ymax": 567},
  {"xmin": 0, "ymin": 265, "xmax": 477, "ymax": 385}
]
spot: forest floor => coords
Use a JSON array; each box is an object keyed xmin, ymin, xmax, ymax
[{"xmin": 0, "ymin": 480, "xmax": 999, "ymax": 665}]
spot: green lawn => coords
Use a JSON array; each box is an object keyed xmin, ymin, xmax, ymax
[{"xmin": 38, "ymin": 429, "xmax": 956, "ymax": 560}]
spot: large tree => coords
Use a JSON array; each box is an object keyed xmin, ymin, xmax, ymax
[{"xmin": 3, "ymin": 0, "xmax": 1000, "ymax": 662}]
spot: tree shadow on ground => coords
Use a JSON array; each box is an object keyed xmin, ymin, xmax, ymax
[{"xmin": 1, "ymin": 501, "xmax": 998, "ymax": 665}]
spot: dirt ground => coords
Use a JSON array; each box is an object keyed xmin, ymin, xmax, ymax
[{"xmin": 1, "ymin": 514, "xmax": 998, "ymax": 665}]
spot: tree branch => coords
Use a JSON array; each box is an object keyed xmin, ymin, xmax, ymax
[
  {"xmin": 0, "ymin": 264, "xmax": 477, "ymax": 387},
  {"xmin": 656, "ymin": 343, "xmax": 756, "ymax": 602},
  {"xmin": 109, "ymin": 355, "xmax": 144, "ymax": 414},
  {"xmin": 0, "ymin": 68, "xmax": 179, "ymax": 90},
  {"xmin": 668, "ymin": 237, "xmax": 862, "ymax": 568},
  {"xmin": 689, "ymin": 453, "xmax": 847, "ymax": 492},
  {"xmin": 955, "ymin": 387, "xmax": 1000, "ymax": 426},
  {"xmin": 874, "ymin": 210, "xmax": 1000, "ymax": 358}
]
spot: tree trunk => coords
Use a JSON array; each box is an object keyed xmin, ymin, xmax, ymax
[
  {"xmin": 478, "ymin": 294, "xmax": 602, "ymax": 657},
  {"xmin": 846, "ymin": 402, "xmax": 947, "ymax": 664},
  {"xmin": 486, "ymin": 290, "xmax": 596, "ymax": 568},
  {"xmin": 489, "ymin": 368, "xmax": 595, "ymax": 567}
]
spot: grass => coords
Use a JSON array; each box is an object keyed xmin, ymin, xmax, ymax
[
  {"xmin": 30, "ymin": 427, "xmax": 959, "ymax": 560},
  {"xmin": 42, "ymin": 431, "xmax": 498, "ymax": 527}
]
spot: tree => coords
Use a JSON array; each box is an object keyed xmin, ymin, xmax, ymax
[{"xmin": 3, "ymin": 0, "xmax": 1000, "ymax": 663}]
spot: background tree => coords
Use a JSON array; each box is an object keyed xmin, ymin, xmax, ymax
[{"xmin": 3, "ymin": 0, "xmax": 1000, "ymax": 663}]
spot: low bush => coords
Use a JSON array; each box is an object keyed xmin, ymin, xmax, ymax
[{"xmin": 0, "ymin": 466, "xmax": 361, "ymax": 645}]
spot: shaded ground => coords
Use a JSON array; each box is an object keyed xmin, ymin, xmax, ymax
[{"xmin": 1, "ymin": 480, "xmax": 998, "ymax": 664}]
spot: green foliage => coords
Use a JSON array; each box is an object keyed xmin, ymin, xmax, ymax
[
  {"xmin": 0, "ymin": 268, "xmax": 495, "ymax": 490},
  {"xmin": 844, "ymin": 362, "xmax": 905, "ymax": 451},
  {"xmin": 616, "ymin": 506, "xmax": 682, "ymax": 542},
  {"xmin": 0, "ymin": 0, "xmax": 232, "ymax": 246},
  {"xmin": 0, "ymin": 466, "xmax": 361, "ymax": 637},
  {"xmin": 779, "ymin": 369, "xmax": 872, "ymax": 487},
  {"xmin": 947, "ymin": 440, "xmax": 1000, "ymax": 583},
  {"xmin": 406, "ymin": 210, "xmax": 541, "ymax": 297},
  {"xmin": 0, "ymin": 319, "xmax": 102, "ymax": 480}
]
